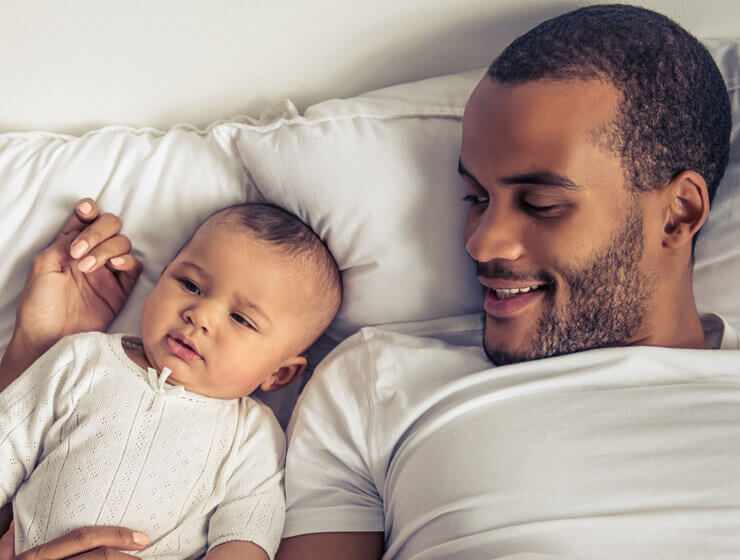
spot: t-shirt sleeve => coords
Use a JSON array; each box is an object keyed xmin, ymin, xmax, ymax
[
  {"xmin": 0, "ymin": 337, "xmax": 76, "ymax": 506},
  {"xmin": 207, "ymin": 401, "xmax": 286, "ymax": 560},
  {"xmin": 283, "ymin": 330, "xmax": 384, "ymax": 538}
]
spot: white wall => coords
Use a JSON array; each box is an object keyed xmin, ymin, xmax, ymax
[{"xmin": 1, "ymin": 0, "xmax": 737, "ymax": 135}]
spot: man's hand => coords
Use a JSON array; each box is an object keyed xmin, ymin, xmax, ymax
[
  {"xmin": 15, "ymin": 198, "xmax": 141, "ymax": 351},
  {"xmin": 0, "ymin": 523, "xmax": 148, "ymax": 560},
  {"xmin": 1, "ymin": 198, "xmax": 142, "ymax": 389}
]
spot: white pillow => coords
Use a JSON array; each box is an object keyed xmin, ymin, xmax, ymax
[
  {"xmin": 0, "ymin": 126, "xmax": 246, "ymax": 350},
  {"xmin": 693, "ymin": 39, "xmax": 740, "ymax": 328},
  {"xmin": 215, "ymin": 68, "xmax": 485, "ymax": 344}
]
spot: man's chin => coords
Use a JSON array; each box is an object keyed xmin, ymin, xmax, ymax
[
  {"xmin": 484, "ymin": 346, "xmax": 534, "ymax": 366},
  {"xmin": 483, "ymin": 317, "xmax": 544, "ymax": 366}
]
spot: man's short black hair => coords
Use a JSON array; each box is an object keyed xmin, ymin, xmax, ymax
[{"xmin": 487, "ymin": 4, "xmax": 732, "ymax": 203}]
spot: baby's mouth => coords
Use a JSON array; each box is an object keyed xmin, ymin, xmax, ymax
[{"xmin": 166, "ymin": 334, "xmax": 203, "ymax": 362}]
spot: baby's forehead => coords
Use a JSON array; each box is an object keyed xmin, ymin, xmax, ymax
[
  {"xmin": 177, "ymin": 223, "xmax": 321, "ymax": 287},
  {"xmin": 183, "ymin": 205, "xmax": 340, "ymax": 314},
  {"xmin": 182, "ymin": 218, "xmax": 269, "ymax": 255}
]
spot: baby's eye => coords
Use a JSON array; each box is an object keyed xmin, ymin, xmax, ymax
[
  {"xmin": 179, "ymin": 278, "xmax": 200, "ymax": 295},
  {"xmin": 231, "ymin": 313, "xmax": 255, "ymax": 330}
]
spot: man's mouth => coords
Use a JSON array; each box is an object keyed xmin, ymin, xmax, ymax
[
  {"xmin": 490, "ymin": 284, "xmax": 547, "ymax": 300},
  {"xmin": 166, "ymin": 334, "xmax": 203, "ymax": 362},
  {"xmin": 481, "ymin": 282, "xmax": 550, "ymax": 318}
]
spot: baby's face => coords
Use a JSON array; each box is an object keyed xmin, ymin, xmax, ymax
[{"xmin": 140, "ymin": 223, "xmax": 316, "ymax": 399}]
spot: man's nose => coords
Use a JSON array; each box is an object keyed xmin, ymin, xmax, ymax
[
  {"xmin": 465, "ymin": 205, "xmax": 525, "ymax": 263},
  {"xmin": 183, "ymin": 304, "xmax": 213, "ymax": 333}
]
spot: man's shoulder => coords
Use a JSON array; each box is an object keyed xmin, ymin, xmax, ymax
[
  {"xmin": 362, "ymin": 313, "xmax": 484, "ymax": 346},
  {"xmin": 325, "ymin": 313, "xmax": 483, "ymax": 367},
  {"xmin": 298, "ymin": 314, "xmax": 489, "ymax": 408}
]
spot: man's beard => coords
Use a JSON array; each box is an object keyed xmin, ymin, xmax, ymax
[{"xmin": 483, "ymin": 210, "xmax": 654, "ymax": 366}]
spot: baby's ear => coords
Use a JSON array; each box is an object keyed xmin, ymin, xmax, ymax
[{"xmin": 260, "ymin": 356, "xmax": 307, "ymax": 392}]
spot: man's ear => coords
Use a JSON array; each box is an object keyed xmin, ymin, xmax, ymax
[
  {"xmin": 661, "ymin": 170, "xmax": 709, "ymax": 250},
  {"xmin": 259, "ymin": 356, "xmax": 307, "ymax": 392}
]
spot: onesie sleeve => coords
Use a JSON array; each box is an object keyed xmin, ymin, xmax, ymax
[
  {"xmin": 0, "ymin": 337, "xmax": 76, "ymax": 506},
  {"xmin": 282, "ymin": 329, "xmax": 384, "ymax": 538},
  {"xmin": 207, "ymin": 401, "xmax": 286, "ymax": 560}
]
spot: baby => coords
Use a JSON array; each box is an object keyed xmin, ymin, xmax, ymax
[{"xmin": 0, "ymin": 203, "xmax": 341, "ymax": 560}]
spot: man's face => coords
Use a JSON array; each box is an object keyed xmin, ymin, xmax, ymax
[
  {"xmin": 140, "ymin": 223, "xmax": 315, "ymax": 398},
  {"xmin": 460, "ymin": 78, "xmax": 655, "ymax": 365}
]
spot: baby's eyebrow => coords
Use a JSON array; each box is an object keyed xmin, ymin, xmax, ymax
[
  {"xmin": 234, "ymin": 293, "xmax": 272, "ymax": 328},
  {"xmin": 180, "ymin": 260, "xmax": 212, "ymax": 281},
  {"xmin": 179, "ymin": 261, "xmax": 272, "ymax": 327}
]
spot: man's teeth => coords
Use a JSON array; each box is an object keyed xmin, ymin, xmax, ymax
[{"xmin": 492, "ymin": 286, "xmax": 541, "ymax": 299}]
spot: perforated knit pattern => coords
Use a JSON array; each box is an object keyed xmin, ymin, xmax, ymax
[{"xmin": 0, "ymin": 332, "xmax": 286, "ymax": 559}]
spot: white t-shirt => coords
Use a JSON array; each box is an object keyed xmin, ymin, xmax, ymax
[
  {"xmin": 285, "ymin": 313, "xmax": 740, "ymax": 559},
  {"xmin": 0, "ymin": 332, "xmax": 285, "ymax": 560}
]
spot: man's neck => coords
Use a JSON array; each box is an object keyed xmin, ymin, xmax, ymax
[{"xmin": 630, "ymin": 285, "xmax": 710, "ymax": 350}]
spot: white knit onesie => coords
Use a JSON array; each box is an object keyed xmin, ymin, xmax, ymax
[{"xmin": 0, "ymin": 332, "xmax": 285, "ymax": 559}]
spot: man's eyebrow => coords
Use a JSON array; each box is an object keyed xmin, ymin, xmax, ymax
[
  {"xmin": 457, "ymin": 160, "xmax": 584, "ymax": 191},
  {"xmin": 500, "ymin": 172, "xmax": 585, "ymax": 191},
  {"xmin": 457, "ymin": 160, "xmax": 480, "ymax": 185}
]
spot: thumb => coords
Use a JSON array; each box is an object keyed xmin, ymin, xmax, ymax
[{"xmin": 0, "ymin": 521, "xmax": 16, "ymax": 560}]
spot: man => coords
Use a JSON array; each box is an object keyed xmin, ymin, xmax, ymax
[
  {"xmin": 1, "ymin": 4, "xmax": 737, "ymax": 560},
  {"xmin": 276, "ymin": 5, "xmax": 737, "ymax": 559}
]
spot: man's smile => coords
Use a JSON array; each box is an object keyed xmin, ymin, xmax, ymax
[
  {"xmin": 483, "ymin": 285, "xmax": 548, "ymax": 318},
  {"xmin": 477, "ymin": 275, "xmax": 550, "ymax": 318}
]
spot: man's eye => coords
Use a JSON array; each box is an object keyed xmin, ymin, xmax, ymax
[
  {"xmin": 231, "ymin": 313, "xmax": 255, "ymax": 330},
  {"xmin": 180, "ymin": 279, "xmax": 200, "ymax": 295},
  {"xmin": 462, "ymin": 194, "xmax": 489, "ymax": 205},
  {"xmin": 521, "ymin": 201, "xmax": 565, "ymax": 216}
]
